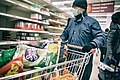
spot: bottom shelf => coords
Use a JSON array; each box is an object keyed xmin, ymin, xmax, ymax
[{"xmin": 0, "ymin": 41, "xmax": 30, "ymax": 45}]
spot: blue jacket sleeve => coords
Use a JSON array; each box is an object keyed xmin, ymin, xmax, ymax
[
  {"xmin": 60, "ymin": 18, "xmax": 72, "ymax": 41},
  {"xmin": 90, "ymin": 20, "xmax": 106, "ymax": 48},
  {"xmin": 60, "ymin": 26, "xmax": 69, "ymax": 41}
]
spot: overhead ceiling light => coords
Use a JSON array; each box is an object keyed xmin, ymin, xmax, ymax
[
  {"xmin": 5, "ymin": 0, "xmax": 15, "ymax": 4},
  {"xmin": 60, "ymin": 7, "xmax": 73, "ymax": 10},
  {"xmin": 52, "ymin": 1, "xmax": 73, "ymax": 5},
  {"xmin": 22, "ymin": 0, "xmax": 34, "ymax": 4}
]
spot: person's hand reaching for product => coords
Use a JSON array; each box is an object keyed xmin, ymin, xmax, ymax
[{"xmin": 82, "ymin": 43, "xmax": 96, "ymax": 53}]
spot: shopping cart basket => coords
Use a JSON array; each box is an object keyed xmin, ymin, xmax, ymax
[
  {"xmin": 98, "ymin": 62, "xmax": 120, "ymax": 80},
  {"xmin": 0, "ymin": 44, "xmax": 93, "ymax": 80}
]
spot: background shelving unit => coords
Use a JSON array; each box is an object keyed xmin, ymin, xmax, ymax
[
  {"xmin": 29, "ymin": 0, "xmax": 72, "ymax": 18},
  {"xmin": 0, "ymin": 0, "xmax": 71, "ymax": 46},
  {"xmin": 0, "ymin": 12, "xmax": 50, "ymax": 25},
  {"xmin": 0, "ymin": 27, "xmax": 49, "ymax": 33},
  {"xmin": 49, "ymin": 19, "xmax": 66, "ymax": 26},
  {"xmin": 0, "ymin": 41, "xmax": 30, "ymax": 45},
  {"xmin": 2, "ymin": 0, "xmax": 50, "ymax": 16},
  {"xmin": 50, "ymin": 12, "xmax": 67, "ymax": 19}
]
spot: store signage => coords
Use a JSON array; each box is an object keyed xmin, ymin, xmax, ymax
[{"xmin": 88, "ymin": 1, "xmax": 115, "ymax": 13}]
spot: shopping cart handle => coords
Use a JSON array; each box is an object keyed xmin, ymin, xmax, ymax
[
  {"xmin": 67, "ymin": 44, "xmax": 96, "ymax": 54},
  {"xmin": 67, "ymin": 44, "xmax": 83, "ymax": 49}
]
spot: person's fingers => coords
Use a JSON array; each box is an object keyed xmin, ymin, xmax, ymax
[
  {"xmin": 90, "ymin": 49, "xmax": 96, "ymax": 53},
  {"xmin": 64, "ymin": 50, "xmax": 68, "ymax": 54}
]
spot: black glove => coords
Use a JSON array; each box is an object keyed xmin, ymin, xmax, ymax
[{"xmin": 82, "ymin": 43, "xmax": 96, "ymax": 53}]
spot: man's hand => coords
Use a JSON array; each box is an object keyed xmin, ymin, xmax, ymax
[{"xmin": 82, "ymin": 43, "xmax": 96, "ymax": 53}]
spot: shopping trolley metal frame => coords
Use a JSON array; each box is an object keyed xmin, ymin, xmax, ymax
[{"xmin": 0, "ymin": 44, "xmax": 93, "ymax": 80}]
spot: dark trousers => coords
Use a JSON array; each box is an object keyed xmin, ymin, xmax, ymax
[
  {"xmin": 80, "ymin": 55, "xmax": 93, "ymax": 80},
  {"xmin": 113, "ymin": 53, "xmax": 120, "ymax": 65},
  {"xmin": 100, "ymin": 47, "xmax": 107, "ymax": 62},
  {"xmin": 103, "ymin": 53, "xmax": 120, "ymax": 66}
]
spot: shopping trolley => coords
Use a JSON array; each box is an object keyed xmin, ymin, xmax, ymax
[
  {"xmin": 98, "ymin": 61, "xmax": 120, "ymax": 80},
  {"xmin": 0, "ymin": 44, "xmax": 94, "ymax": 80}
]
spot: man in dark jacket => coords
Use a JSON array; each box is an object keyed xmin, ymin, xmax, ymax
[
  {"xmin": 106, "ymin": 12, "xmax": 120, "ymax": 65},
  {"xmin": 60, "ymin": 0, "xmax": 105, "ymax": 80}
]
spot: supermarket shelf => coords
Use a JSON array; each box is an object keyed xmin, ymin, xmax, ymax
[
  {"xmin": 0, "ymin": 27, "xmax": 62, "ymax": 36},
  {"xmin": 0, "ymin": 12, "xmax": 49, "ymax": 25},
  {"xmin": 50, "ymin": 12, "xmax": 67, "ymax": 19},
  {"xmin": 29, "ymin": 0, "xmax": 72, "ymax": 18},
  {"xmin": 22, "ymin": 0, "xmax": 34, "ymax": 5},
  {"xmin": 49, "ymin": 19, "xmax": 66, "ymax": 26},
  {"xmin": 29, "ymin": 0, "xmax": 64, "ymax": 12},
  {"xmin": 45, "ymin": 26, "xmax": 64, "ymax": 30},
  {"xmin": 4, "ymin": 0, "xmax": 50, "ymax": 16},
  {"xmin": 0, "ymin": 28, "xmax": 49, "ymax": 34},
  {"xmin": 0, "ymin": 41, "xmax": 30, "ymax": 45}
]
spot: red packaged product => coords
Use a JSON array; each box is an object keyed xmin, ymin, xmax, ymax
[{"xmin": 0, "ymin": 55, "xmax": 24, "ymax": 77}]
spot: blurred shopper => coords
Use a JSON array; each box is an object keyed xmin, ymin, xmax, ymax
[
  {"xmin": 105, "ymin": 12, "xmax": 120, "ymax": 66},
  {"xmin": 60, "ymin": 0, "xmax": 105, "ymax": 80}
]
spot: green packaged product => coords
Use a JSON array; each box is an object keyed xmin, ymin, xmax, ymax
[
  {"xmin": 38, "ymin": 43, "xmax": 59, "ymax": 72},
  {"xmin": 0, "ymin": 48, "xmax": 16, "ymax": 68},
  {"xmin": 38, "ymin": 52, "xmax": 57, "ymax": 68},
  {"xmin": 2, "ymin": 48, "xmax": 16, "ymax": 64}
]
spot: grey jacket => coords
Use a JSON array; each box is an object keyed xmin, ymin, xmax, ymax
[
  {"xmin": 107, "ymin": 22, "xmax": 120, "ymax": 55},
  {"xmin": 60, "ymin": 12, "xmax": 105, "ymax": 50}
]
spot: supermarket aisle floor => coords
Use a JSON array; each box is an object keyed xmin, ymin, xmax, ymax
[{"xmin": 90, "ymin": 51, "xmax": 101, "ymax": 80}]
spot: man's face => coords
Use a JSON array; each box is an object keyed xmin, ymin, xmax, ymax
[{"xmin": 73, "ymin": 7, "xmax": 85, "ymax": 14}]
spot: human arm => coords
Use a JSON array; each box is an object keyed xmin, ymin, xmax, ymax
[
  {"xmin": 60, "ymin": 18, "xmax": 72, "ymax": 41},
  {"xmin": 82, "ymin": 19, "xmax": 106, "ymax": 52},
  {"xmin": 106, "ymin": 22, "xmax": 118, "ymax": 57},
  {"xmin": 90, "ymin": 20, "xmax": 106, "ymax": 48}
]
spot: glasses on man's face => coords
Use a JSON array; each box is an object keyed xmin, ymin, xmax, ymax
[
  {"xmin": 73, "ymin": 7, "xmax": 85, "ymax": 12},
  {"xmin": 73, "ymin": 7, "xmax": 79, "ymax": 10}
]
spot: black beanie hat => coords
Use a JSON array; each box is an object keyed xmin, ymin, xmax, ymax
[
  {"xmin": 72, "ymin": 0, "xmax": 87, "ymax": 10},
  {"xmin": 112, "ymin": 12, "xmax": 120, "ymax": 24}
]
